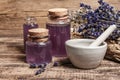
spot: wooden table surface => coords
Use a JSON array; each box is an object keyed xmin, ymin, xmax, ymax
[
  {"xmin": 0, "ymin": 0, "xmax": 120, "ymax": 80},
  {"xmin": 1, "ymin": 39, "xmax": 120, "ymax": 80}
]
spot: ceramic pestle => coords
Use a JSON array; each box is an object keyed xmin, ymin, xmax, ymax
[{"xmin": 89, "ymin": 25, "xmax": 117, "ymax": 47}]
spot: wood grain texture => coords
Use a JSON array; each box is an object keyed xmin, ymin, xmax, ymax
[
  {"xmin": 0, "ymin": 0, "xmax": 120, "ymax": 30},
  {"xmin": 0, "ymin": 0, "xmax": 120, "ymax": 80}
]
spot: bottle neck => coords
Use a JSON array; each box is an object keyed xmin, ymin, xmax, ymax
[{"xmin": 25, "ymin": 17, "xmax": 37, "ymax": 25}]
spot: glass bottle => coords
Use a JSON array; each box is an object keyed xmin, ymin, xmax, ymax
[
  {"xmin": 26, "ymin": 28, "xmax": 52, "ymax": 64},
  {"xmin": 23, "ymin": 17, "xmax": 38, "ymax": 50},
  {"xmin": 46, "ymin": 8, "xmax": 71, "ymax": 57}
]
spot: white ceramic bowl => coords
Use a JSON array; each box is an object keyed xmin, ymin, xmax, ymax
[{"xmin": 65, "ymin": 39, "xmax": 107, "ymax": 69}]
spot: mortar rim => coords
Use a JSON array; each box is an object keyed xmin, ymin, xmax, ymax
[{"xmin": 65, "ymin": 39, "xmax": 107, "ymax": 49}]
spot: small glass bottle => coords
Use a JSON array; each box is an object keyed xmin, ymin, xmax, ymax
[
  {"xmin": 23, "ymin": 17, "xmax": 38, "ymax": 50},
  {"xmin": 46, "ymin": 8, "xmax": 71, "ymax": 57},
  {"xmin": 26, "ymin": 28, "xmax": 52, "ymax": 64}
]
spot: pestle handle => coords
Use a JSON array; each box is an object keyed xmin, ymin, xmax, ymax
[{"xmin": 89, "ymin": 25, "xmax": 117, "ymax": 47}]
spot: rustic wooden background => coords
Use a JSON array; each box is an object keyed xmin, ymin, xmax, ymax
[{"xmin": 0, "ymin": 0, "xmax": 120, "ymax": 80}]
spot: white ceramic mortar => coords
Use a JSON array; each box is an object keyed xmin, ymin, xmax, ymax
[{"xmin": 65, "ymin": 39, "xmax": 107, "ymax": 69}]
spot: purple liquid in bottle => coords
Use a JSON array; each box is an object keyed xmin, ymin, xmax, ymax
[
  {"xmin": 26, "ymin": 28, "xmax": 52, "ymax": 64},
  {"xmin": 46, "ymin": 8, "xmax": 71, "ymax": 57},
  {"xmin": 46, "ymin": 23, "xmax": 70, "ymax": 57},
  {"xmin": 23, "ymin": 17, "xmax": 38, "ymax": 50},
  {"xmin": 26, "ymin": 41, "xmax": 52, "ymax": 64}
]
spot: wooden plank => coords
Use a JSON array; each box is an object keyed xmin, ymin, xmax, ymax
[
  {"xmin": 0, "ymin": 37, "xmax": 23, "ymax": 42},
  {"xmin": 0, "ymin": 17, "xmax": 47, "ymax": 30},
  {"xmin": 0, "ymin": 0, "xmax": 119, "ymax": 15},
  {"xmin": 0, "ymin": 0, "xmax": 119, "ymax": 30},
  {"xmin": 15, "ymin": 0, "xmax": 120, "ymax": 11},
  {"xmin": 0, "ymin": 53, "xmax": 25, "ymax": 58},
  {"xmin": 0, "ymin": 30, "xmax": 23, "ymax": 37},
  {"xmin": 0, "ymin": 0, "xmax": 16, "ymax": 13},
  {"xmin": 0, "ymin": 0, "xmax": 119, "ymax": 14}
]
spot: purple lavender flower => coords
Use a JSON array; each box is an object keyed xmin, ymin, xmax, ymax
[{"xmin": 72, "ymin": 0, "xmax": 120, "ymax": 40}]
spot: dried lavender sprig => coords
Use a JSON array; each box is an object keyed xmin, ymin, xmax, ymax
[
  {"xmin": 34, "ymin": 58, "xmax": 71, "ymax": 75},
  {"xmin": 34, "ymin": 63, "xmax": 48, "ymax": 75},
  {"xmin": 35, "ymin": 68, "xmax": 45, "ymax": 75},
  {"xmin": 70, "ymin": 0, "xmax": 120, "ymax": 40}
]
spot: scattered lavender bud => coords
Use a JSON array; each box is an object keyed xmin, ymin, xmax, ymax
[
  {"xmin": 38, "ymin": 63, "xmax": 47, "ymax": 68},
  {"xmin": 35, "ymin": 68, "xmax": 45, "ymax": 75},
  {"xmin": 29, "ymin": 64, "xmax": 36, "ymax": 68},
  {"xmin": 80, "ymin": 3, "xmax": 84, "ymax": 7},
  {"xmin": 53, "ymin": 62, "xmax": 59, "ymax": 67},
  {"xmin": 35, "ymin": 69, "xmax": 42, "ymax": 75}
]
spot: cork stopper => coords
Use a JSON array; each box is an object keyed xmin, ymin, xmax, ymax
[
  {"xmin": 48, "ymin": 8, "xmax": 68, "ymax": 17},
  {"xmin": 28, "ymin": 28, "xmax": 48, "ymax": 37},
  {"xmin": 28, "ymin": 28, "xmax": 49, "ymax": 42}
]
